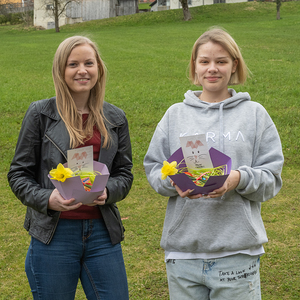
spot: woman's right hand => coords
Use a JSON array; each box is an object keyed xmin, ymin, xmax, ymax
[
  {"xmin": 170, "ymin": 180, "xmax": 203, "ymax": 199},
  {"xmin": 48, "ymin": 189, "xmax": 82, "ymax": 211}
]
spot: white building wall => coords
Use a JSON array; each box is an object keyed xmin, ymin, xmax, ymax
[
  {"xmin": 34, "ymin": 0, "xmax": 67, "ymax": 29},
  {"xmin": 66, "ymin": 0, "xmax": 111, "ymax": 22},
  {"xmin": 34, "ymin": 0, "xmax": 136, "ymax": 29},
  {"xmin": 34, "ymin": 0, "xmax": 111, "ymax": 28},
  {"xmin": 169, "ymin": 0, "xmax": 179, "ymax": 9},
  {"xmin": 225, "ymin": 0, "xmax": 247, "ymax": 3},
  {"xmin": 169, "ymin": 0, "xmax": 247, "ymax": 10}
]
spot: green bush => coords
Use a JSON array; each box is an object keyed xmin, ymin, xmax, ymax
[
  {"xmin": 0, "ymin": 14, "xmax": 7, "ymax": 24},
  {"xmin": 9, "ymin": 12, "xmax": 23, "ymax": 24},
  {"xmin": 0, "ymin": 12, "xmax": 29, "ymax": 25}
]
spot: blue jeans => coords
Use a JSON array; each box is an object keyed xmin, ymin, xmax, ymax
[
  {"xmin": 166, "ymin": 254, "xmax": 261, "ymax": 300},
  {"xmin": 25, "ymin": 218, "xmax": 129, "ymax": 300}
]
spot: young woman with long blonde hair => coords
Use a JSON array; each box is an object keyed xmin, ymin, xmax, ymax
[{"xmin": 8, "ymin": 36, "xmax": 133, "ymax": 300}]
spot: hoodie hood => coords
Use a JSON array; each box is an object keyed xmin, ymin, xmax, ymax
[
  {"xmin": 183, "ymin": 88, "xmax": 251, "ymax": 109},
  {"xmin": 183, "ymin": 89, "xmax": 251, "ymax": 152}
]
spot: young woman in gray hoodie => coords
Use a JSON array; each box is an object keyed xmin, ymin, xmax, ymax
[{"xmin": 144, "ymin": 28, "xmax": 284, "ymax": 300}]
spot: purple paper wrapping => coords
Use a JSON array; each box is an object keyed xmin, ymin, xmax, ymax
[
  {"xmin": 168, "ymin": 147, "xmax": 231, "ymax": 195},
  {"xmin": 49, "ymin": 161, "xmax": 109, "ymax": 204}
]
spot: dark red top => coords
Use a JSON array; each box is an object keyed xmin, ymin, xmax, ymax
[{"xmin": 60, "ymin": 114, "xmax": 102, "ymax": 219}]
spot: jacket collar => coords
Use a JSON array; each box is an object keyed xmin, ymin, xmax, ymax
[
  {"xmin": 40, "ymin": 97, "xmax": 60, "ymax": 120},
  {"xmin": 39, "ymin": 97, "xmax": 125, "ymax": 165},
  {"xmin": 40, "ymin": 97, "xmax": 124, "ymax": 127}
]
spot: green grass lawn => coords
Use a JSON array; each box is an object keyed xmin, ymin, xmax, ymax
[
  {"xmin": 138, "ymin": 2, "xmax": 151, "ymax": 10},
  {"xmin": 0, "ymin": 1, "xmax": 299, "ymax": 299}
]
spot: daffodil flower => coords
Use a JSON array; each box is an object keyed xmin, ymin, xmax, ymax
[
  {"xmin": 161, "ymin": 161, "xmax": 178, "ymax": 180},
  {"xmin": 49, "ymin": 163, "xmax": 73, "ymax": 182}
]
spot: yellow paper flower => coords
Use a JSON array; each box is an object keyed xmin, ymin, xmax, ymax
[
  {"xmin": 161, "ymin": 161, "xmax": 178, "ymax": 180},
  {"xmin": 49, "ymin": 163, "xmax": 73, "ymax": 182}
]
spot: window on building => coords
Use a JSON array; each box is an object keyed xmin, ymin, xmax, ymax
[
  {"xmin": 46, "ymin": 4, "xmax": 54, "ymax": 10},
  {"xmin": 158, "ymin": 0, "xmax": 170, "ymax": 6}
]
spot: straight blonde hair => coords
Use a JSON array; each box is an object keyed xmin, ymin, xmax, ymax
[
  {"xmin": 52, "ymin": 36, "xmax": 110, "ymax": 148},
  {"xmin": 189, "ymin": 27, "xmax": 249, "ymax": 86}
]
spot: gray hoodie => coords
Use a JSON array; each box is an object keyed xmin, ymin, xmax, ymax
[{"xmin": 144, "ymin": 89, "xmax": 284, "ymax": 253}]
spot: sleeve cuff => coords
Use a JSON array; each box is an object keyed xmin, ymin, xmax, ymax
[{"xmin": 236, "ymin": 169, "xmax": 248, "ymax": 190}]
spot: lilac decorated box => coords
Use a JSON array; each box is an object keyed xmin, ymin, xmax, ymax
[
  {"xmin": 49, "ymin": 161, "xmax": 109, "ymax": 204},
  {"xmin": 168, "ymin": 147, "xmax": 232, "ymax": 195}
]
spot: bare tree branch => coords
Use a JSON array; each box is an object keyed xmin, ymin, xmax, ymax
[{"xmin": 39, "ymin": 0, "xmax": 78, "ymax": 32}]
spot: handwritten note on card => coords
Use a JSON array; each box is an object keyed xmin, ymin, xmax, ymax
[
  {"xmin": 67, "ymin": 146, "xmax": 93, "ymax": 172},
  {"xmin": 179, "ymin": 134, "xmax": 213, "ymax": 170}
]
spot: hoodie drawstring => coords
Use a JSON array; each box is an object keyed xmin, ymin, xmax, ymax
[{"xmin": 219, "ymin": 102, "xmax": 225, "ymax": 152}]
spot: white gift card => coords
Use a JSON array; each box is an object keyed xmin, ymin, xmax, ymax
[
  {"xmin": 67, "ymin": 146, "xmax": 94, "ymax": 173},
  {"xmin": 179, "ymin": 134, "xmax": 213, "ymax": 169}
]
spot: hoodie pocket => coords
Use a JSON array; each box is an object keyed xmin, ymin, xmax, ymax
[{"xmin": 164, "ymin": 199, "xmax": 263, "ymax": 253}]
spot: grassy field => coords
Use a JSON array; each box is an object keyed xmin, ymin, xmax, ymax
[
  {"xmin": 0, "ymin": 1, "xmax": 299, "ymax": 299},
  {"xmin": 138, "ymin": 2, "xmax": 151, "ymax": 10}
]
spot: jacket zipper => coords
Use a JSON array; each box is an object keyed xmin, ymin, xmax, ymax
[{"xmin": 45, "ymin": 133, "xmax": 68, "ymax": 161}]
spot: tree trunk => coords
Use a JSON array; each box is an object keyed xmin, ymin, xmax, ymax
[
  {"xmin": 276, "ymin": 0, "xmax": 281, "ymax": 20},
  {"xmin": 54, "ymin": 0, "xmax": 60, "ymax": 32},
  {"xmin": 180, "ymin": 0, "xmax": 191, "ymax": 21}
]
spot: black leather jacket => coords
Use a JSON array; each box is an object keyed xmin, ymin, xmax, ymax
[{"xmin": 7, "ymin": 97, "xmax": 133, "ymax": 245}]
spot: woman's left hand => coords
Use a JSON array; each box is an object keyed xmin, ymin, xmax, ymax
[
  {"xmin": 171, "ymin": 170, "xmax": 240, "ymax": 199},
  {"xmin": 86, "ymin": 188, "xmax": 107, "ymax": 206},
  {"xmin": 207, "ymin": 170, "xmax": 240, "ymax": 198}
]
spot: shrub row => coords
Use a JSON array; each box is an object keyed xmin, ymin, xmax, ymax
[{"xmin": 0, "ymin": 10, "xmax": 33, "ymax": 25}]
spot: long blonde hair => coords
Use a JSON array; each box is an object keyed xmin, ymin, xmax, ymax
[
  {"xmin": 52, "ymin": 36, "xmax": 110, "ymax": 148},
  {"xmin": 189, "ymin": 27, "xmax": 249, "ymax": 86}
]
